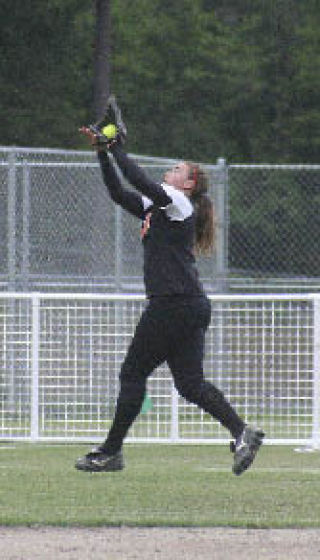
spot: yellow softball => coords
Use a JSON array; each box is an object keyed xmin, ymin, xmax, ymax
[{"xmin": 102, "ymin": 124, "xmax": 117, "ymax": 138}]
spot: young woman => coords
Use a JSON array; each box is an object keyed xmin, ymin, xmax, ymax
[{"xmin": 76, "ymin": 120, "xmax": 264, "ymax": 476}]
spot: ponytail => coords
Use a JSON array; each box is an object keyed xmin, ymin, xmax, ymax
[{"xmin": 187, "ymin": 163, "xmax": 216, "ymax": 255}]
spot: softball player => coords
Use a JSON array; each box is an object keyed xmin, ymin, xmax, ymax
[{"xmin": 76, "ymin": 108, "xmax": 264, "ymax": 475}]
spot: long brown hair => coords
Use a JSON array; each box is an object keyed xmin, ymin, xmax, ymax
[{"xmin": 187, "ymin": 162, "xmax": 216, "ymax": 255}]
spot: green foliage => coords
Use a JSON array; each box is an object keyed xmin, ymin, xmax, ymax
[
  {"xmin": 1, "ymin": 0, "xmax": 318, "ymax": 161},
  {"xmin": 229, "ymin": 168, "xmax": 320, "ymax": 275},
  {"xmin": 1, "ymin": 0, "xmax": 94, "ymax": 148},
  {"xmin": 288, "ymin": 8, "xmax": 320, "ymax": 162},
  {"xmin": 110, "ymin": 0, "xmax": 319, "ymax": 163},
  {"xmin": 110, "ymin": 0, "xmax": 221, "ymax": 160}
]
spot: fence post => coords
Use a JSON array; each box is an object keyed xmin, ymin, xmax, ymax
[
  {"xmin": 111, "ymin": 154, "xmax": 123, "ymax": 291},
  {"xmin": 215, "ymin": 158, "xmax": 228, "ymax": 293},
  {"xmin": 8, "ymin": 150, "xmax": 17, "ymax": 289},
  {"xmin": 170, "ymin": 385, "xmax": 179, "ymax": 442},
  {"xmin": 22, "ymin": 160, "xmax": 31, "ymax": 291},
  {"xmin": 312, "ymin": 296, "xmax": 320, "ymax": 449},
  {"xmin": 31, "ymin": 294, "xmax": 40, "ymax": 441},
  {"xmin": 7, "ymin": 151, "xmax": 17, "ymax": 410},
  {"xmin": 115, "ymin": 206, "xmax": 122, "ymax": 290}
]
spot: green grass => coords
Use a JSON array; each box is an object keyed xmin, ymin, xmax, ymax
[{"xmin": 1, "ymin": 443, "xmax": 320, "ymax": 527}]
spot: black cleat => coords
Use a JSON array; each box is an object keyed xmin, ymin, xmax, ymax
[
  {"xmin": 231, "ymin": 425, "xmax": 265, "ymax": 476},
  {"xmin": 89, "ymin": 94, "xmax": 127, "ymax": 147},
  {"xmin": 75, "ymin": 447, "xmax": 124, "ymax": 472}
]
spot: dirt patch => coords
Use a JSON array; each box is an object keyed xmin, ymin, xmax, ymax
[{"xmin": 1, "ymin": 527, "xmax": 320, "ymax": 560}]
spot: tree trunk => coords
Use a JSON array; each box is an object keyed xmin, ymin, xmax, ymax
[
  {"xmin": 93, "ymin": 0, "xmax": 111, "ymax": 121},
  {"xmin": 91, "ymin": 0, "xmax": 112, "ymax": 279}
]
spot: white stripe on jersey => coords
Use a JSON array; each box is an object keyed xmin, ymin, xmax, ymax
[
  {"xmin": 142, "ymin": 195, "xmax": 153, "ymax": 212},
  {"xmin": 141, "ymin": 183, "xmax": 193, "ymax": 221}
]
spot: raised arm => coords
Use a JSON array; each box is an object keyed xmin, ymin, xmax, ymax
[
  {"xmin": 110, "ymin": 145, "xmax": 172, "ymax": 208},
  {"xmin": 98, "ymin": 151, "xmax": 145, "ymax": 219},
  {"xmin": 79, "ymin": 124, "xmax": 170, "ymax": 214}
]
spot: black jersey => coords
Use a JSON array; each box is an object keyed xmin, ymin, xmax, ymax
[
  {"xmin": 140, "ymin": 186, "xmax": 204, "ymax": 297},
  {"xmin": 98, "ymin": 148, "xmax": 205, "ymax": 298}
]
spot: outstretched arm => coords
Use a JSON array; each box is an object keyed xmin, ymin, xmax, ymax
[
  {"xmin": 98, "ymin": 152, "xmax": 145, "ymax": 219},
  {"xmin": 79, "ymin": 126, "xmax": 145, "ymax": 219},
  {"xmin": 110, "ymin": 145, "xmax": 172, "ymax": 208}
]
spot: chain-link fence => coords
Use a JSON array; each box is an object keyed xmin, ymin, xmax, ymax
[
  {"xmin": 0, "ymin": 147, "xmax": 319, "ymax": 293},
  {"xmin": 228, "ymin": 164, "xmax": 320, "ymax": 292}
]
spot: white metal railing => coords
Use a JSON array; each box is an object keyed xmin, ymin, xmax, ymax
[{"xmin": 0, "ymin": 292, "xmax": 319, "ymax": 446}]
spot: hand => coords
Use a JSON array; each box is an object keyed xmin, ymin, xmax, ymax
[
  {"xmin": 79, "ymin": 126, "xmax": 117, "ymax": 151},
  {"xmin": 79, "ymin": 126, "xmax": 98, "ymax": 146}
]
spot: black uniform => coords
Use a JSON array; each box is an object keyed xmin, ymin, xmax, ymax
[{"xmin": 98, "ymin": 147, "xmax": 244, "ymax": 454}]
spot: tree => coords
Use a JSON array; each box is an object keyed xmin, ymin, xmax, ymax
[
  {"xmin": 1, "ymin": 0, "xmax": 318, "ymax": 161},
  {"xmin": 111, "ymin": 0, "xmax": 222, "ymax": 160},
  {"xmin": 93, "ymin": 0, "xmax": 111, "ymax": 120},
  {"xmin": 1, "ymin": 0, "xmax": 94, "ymax": 148},
  {"xmin": 288, "ymin": 2, "xmax": 320, "ymax": 162}
]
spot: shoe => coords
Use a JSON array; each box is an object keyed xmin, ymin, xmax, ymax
[
  {"xmin": 75, "ymin": 447, "xmax": 124, "ymax": 472},
  {"xmin": 89, "ymin": 94, "xmax": 127, "ymax": 147},
  {"xmin": 230, "ymin": 425, "xmax": 265, "ymax": 476}
]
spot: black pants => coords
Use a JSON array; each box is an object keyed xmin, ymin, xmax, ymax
[{"xmin": 103, "ymin": 295, "xmax": 244, "ymax": 454}]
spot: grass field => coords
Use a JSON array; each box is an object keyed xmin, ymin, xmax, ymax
[{"xmin": 1, "ymin": 443, "xmax": 320, "ymax": 528}]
